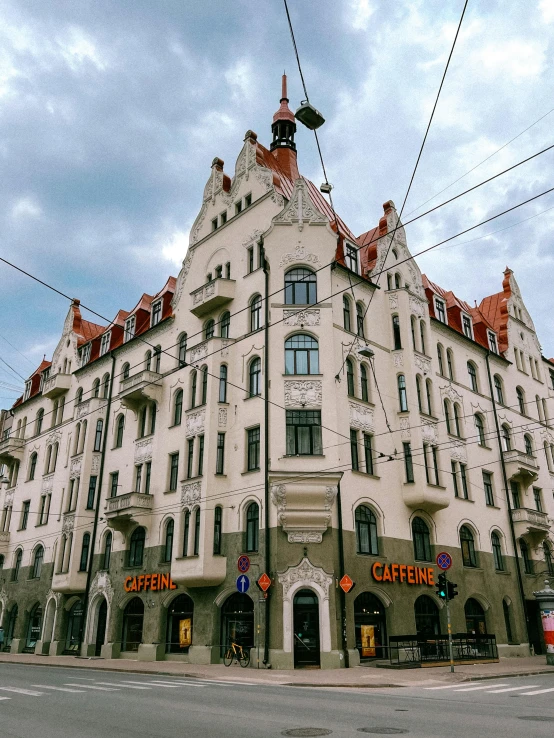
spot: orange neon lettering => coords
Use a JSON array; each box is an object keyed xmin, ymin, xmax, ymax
[
  {"xmin": 151, "ymin": 574, "xmax": 158, "ymax": 591},
  {"xmin": 391, "ymin": 564, "xmax": 399, "ymax": 582},
  {"xmin": 427, "ymin": 568, "xmax": 435, "ymax": 586},
  {"xmin": 407, "ymin": 566, "xmax": 415, "ymax": 584},
  {"xmin": 382, "ymin": 564, "xmax": 392, "ymax": 582},
  {"xmin": 420, "ymin": 568, "xmax": 428, "ymax": 585},
  {"xmin": 124, "ymin": 576, "xmax": 132, "ymax": 592},
  {"xmin": 372, "ymin": 562, "xmax": 383, "ymax": 581},
  {"xmin": 399, "ymin": 565, "xmax": 407, "ymax": 583},
  {"xmin": 169, "ymin": 577, "xmax": 177, "ymax": 590},
  {"xmin": 137, "ymin": 575, "xmax": 145, "ymax": 592},
  {"xmin": 161, "ymin": 574, "xmax": 169, "ymax": 590},
  {"xmin": 130, "ymin": 577, "xmax": 138, "ymax": 592},
  {"xmin": 144, "ymin": 574, "xmax": 151, "ymax": 591}
]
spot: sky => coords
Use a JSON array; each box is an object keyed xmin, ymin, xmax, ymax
[{"xmin": 0, "ymin": 0, "xmax": 553, "ymax": 402}]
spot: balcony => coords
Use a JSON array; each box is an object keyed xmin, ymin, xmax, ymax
[
  {"xmin": 503, "ymin": 449, "xmax": 539, "ymax": 486},
  {"xmin": 511, "ymin": 507, "xmax": 551, "ymax": 545},
  {"xmin": 42, "ymin": 373, "xmax": 71, "ymax": 399},
  {"xmin": 104, "ymin": 492, "xmax": 153, "ymax": 532},
  {"xmin": 171, "ymin": 554, "xmax": 227, "ymax": 588},
  {"xmin": 119, "ymin": 370, "xmax": 162, "ymax": 410},
  {"xmin": 403, "ymin": 484, "xmax": 450, "ymax": 514},
  {"xmin": 51, "ymin": 569, "xmax": 87, "ymax": 594},
  {"xmin": 0, "ymin": 436, "xmax": 24, "ymax": 464},
  {"xmin": 0, "ymin": 531, "xmax": 10, "ymax": 553},
  {"xmin": 190, "ymin": 278, "xmax": 235, "ymax": 317}
]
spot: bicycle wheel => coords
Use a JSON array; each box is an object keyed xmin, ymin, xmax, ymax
[
  {"xmin": 239, "ymin": 649, "xmax": 250, "ymax": 668},
  {"xmin": 223, "ymin": 648, "xmax": 233, "ymax": 667}
]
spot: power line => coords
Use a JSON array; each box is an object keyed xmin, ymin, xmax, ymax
[
  {"xmin": 0, "ymin": 355, "xmax": 26, "ymax": 382},
  {"xmin": 0, "ymin": 332, "xmax": 36, "ymax": 368}
]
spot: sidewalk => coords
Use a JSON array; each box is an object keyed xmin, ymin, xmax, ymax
[{"xmin": 0, "ymin": 653, "xmax": 553, "ymax": 688}]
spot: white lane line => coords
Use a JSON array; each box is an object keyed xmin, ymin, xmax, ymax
[
  {"xmin": 94, "ymin": 682, "xmax": 151, "ymax": 690},
  {"xmin": 31, "ymin": 685, "xmax": 86, "ymax": 694},
  {"xmin": 146, "ymin": 681, "xmax": 203, "ymax": 688},
  {"xmin": 0, "ymin": 687, "xmax": 45, "ymax": 696},
  {"xmin": 518, "ymin": 687, "xmax": 554, "ymax": 696},
  {"xmin": 487, "ymin": 685, "xmax": 539, "ymax": 694},
  {"xmin": 0, "ymin": 697, "xmax": 11, "ymax": 701},
  {"xmin": 425, "ymin": 684, "xmax": 474, "ymax": 690},
  {"xmin": 64, "ymin": 684, "xmax": 119, "ymax": 691},
  {"xmin": 454, "ymin": 684, "xmax": 509, "ymax": 692}
]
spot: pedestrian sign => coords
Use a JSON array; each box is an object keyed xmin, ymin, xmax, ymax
[
  {"xmin": 236, "ymin": 575, "xmax": 250, "ymax": 593},
  {"xmin": 339, "ymin": 574, "xmax": 354, "ymax": 594},
  {"xmin": 436, "ymin": 552, "xmax": 453, "ymax": 570},
  {"xmin": 237, "ymin": 555, "xmax": 250, "ymax": 573},
  {"xmin": 257, "ymin": 573, "xmax": 271, "ymax": 592}
]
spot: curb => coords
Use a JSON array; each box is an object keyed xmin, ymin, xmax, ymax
[{"xmin": 459, "ymin": 668, "xmax": 554, "ymax": 683}]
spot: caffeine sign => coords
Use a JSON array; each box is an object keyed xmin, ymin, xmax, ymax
[
  {"xmin": 371, "ymin": 562, "xmax": 435, "ymax": 586},
  {"xmin": 124, "ymin": 573, "xmax": 177, "ymax": 592}
]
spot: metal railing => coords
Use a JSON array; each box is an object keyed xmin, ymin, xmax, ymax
[{"xmin": 388, "ymin": 633, "xmax": 498, "ymax": 666}]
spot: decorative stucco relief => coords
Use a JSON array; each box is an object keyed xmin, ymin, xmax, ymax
[
  {"xmin": 422, "ymin": 420, "xmax": 439, "ymax": 444},
  {"xmin": 189, "ymin": 342, "xmax": 208, "ymax": 364},
  {"xmin": 279, "ymin": 244, "xmax": 322, "ymax": 269},
  {"xmin": 186, "ymin": 409, "xmax": 205, "ymax": 438},
  {"xmin": 414, "ymin": 354, "xmax": 431, "ymax": 375},
  {"xmin": 69, "ymin": 455, "xmax": 82, "ymax": 479},
  {"xmin": 388, "ymin": 293, "xmax": 399, "ymax": 310},
  {"xmin": 218, "ymin": 408, "xmax": 228, "ymax": 427},
  {"xmin": 135, "ymin": 438, "xmax": 153, "ymax": 463},
  {"xmin": 400, "ymin": 417, "xmax": 411, "ymax": 440},
  {"xmin": 450, "ymin": 442, "xmax": 467, "ymax": 463},
  {"xmin": 172, "ymin": 249, "xmax": 195, "ymax": 308},
  {"xmin": 284, "ymin": 381, "xmax": 322, "ymax": 408},
  {"xmin": 440, "ymin": 384, "xmax": 464, "ymax": 403},
  {"xmin": 42, "ymin": 475, "xmax": 54, "ymax": 494},
  {"xmin": 349, "ymin": 402, "xmax": 375, "ymax": 432},
  {"xmin": 181, "ymin": 481, "xmax": 201, "ymax": 508},
  {"xmin": 278, "ymin": 557, "xmax": 333, "ymax": 598},
  {"xmin": 62, "ymin": 513, "xmax": 75, "ymax": 533},
  {"xmin": 393, "ymin": 352, "xmax": 404, "ymax": 367},
  {"xmin": 409, "ymin": 296, "xmax": 426, "ymax": 317},
  {"xmin": 91, "ymin": 454, "xmax": 101, "ymax": 474},
  {"xmin": 283, "ymin": 309, "xmax": 320, "ymax": 326},
  {"xmin": 274, "ymin": 179, "xmax": 326, "ymax": 232},
  {"xmin": 89, "ymin": 571, "xmax": 114, "ymax": 604}
]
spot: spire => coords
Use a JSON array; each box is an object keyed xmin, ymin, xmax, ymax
[{"xmin": 271, "ymin": 73, "xmax": 296, "ymax": 150}]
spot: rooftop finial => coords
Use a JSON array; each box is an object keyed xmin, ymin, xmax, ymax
[{"xmin": 281, "ymin": 72, "xmax": 288, "ymax": 101}]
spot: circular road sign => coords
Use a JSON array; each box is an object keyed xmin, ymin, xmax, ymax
[
  {"xmin": 237, "ymin": 555, "xmax": 250, "ymax": 573},
  {"xmin": 436, "ymin": 551, "xmax": 453, "ymax": 570}
]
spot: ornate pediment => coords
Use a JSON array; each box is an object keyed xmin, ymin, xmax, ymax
[
  {"xmin": 273, "ymin": 178, "xmax": 327, "ymax": 231},
  {"xmin": 284, "ymin": 381, "xmax": 322, "ymax": 408},
  {"xmin": 278, "ymin": 556, "xmax": 333, "ymax": 598}
]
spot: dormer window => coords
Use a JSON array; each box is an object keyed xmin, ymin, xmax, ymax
[
  {"xmin": 462, "ymin": 313, "xmax": 473, "ymax": 339},
  {"xmin": 220, "ymin": 211, "xmax": 227, "ymax": 226},
  {"xmin": 215, "ymin": 265, "xmax": 223, "ymax": 279},
  {"xmin": 345, "ymin": 243, "xmax": 358, "ymax": 274},
  {"xmin": 151, "ymin": 300, "xmax": 162, "ymax": 327},
  {"xmin": 488, "ymin": 331, "xmax": 498, "ymax": 354},
  {"xmin": 79, "ymin": 344, "xmax": 91, "ymax": 367},
  {"xmin": 100, "ymin": 332, "xmax": 111, "ymax": 357},
  {"xmin": 235, "ymin": 200, "xmax": 243, "ymax": 215},
  {"xmin": 434, "ymin": 298, "xmax": 447, "ymax": 324},
  {"xmin": 24, "ymin": 381, "xmax": 32, "ymax": 401},
  {"xmin": 244, "ymin": 193, "xmax": 252, "ymax": 208},
  {"xmin": 124, "ymin": 316, "xmax": 136, "ymax": 343}
]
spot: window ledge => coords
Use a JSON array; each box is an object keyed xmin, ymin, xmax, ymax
[
  {"xmin": 243, "ymin": 395, "xmax": 261, "ymax": 402},
  {"xmin": 175, "ymin": 555, "xmax": 199, "ymax": 561},
  {"xmin": 454, "ymin": 497, "xmax": 474, "ymax": 503},
  {"xmin": 447, "ymin": 433, "xmax": 465, "ymax": 441},
  {"xmin": 462, "ymin": 566, "xmax": 483, "ymax": 571},
  {"xmin": 164, "ymin": 489, "xmax": 177, "ymax": 495},
  {"xmin": 477, "ymin": 443, "xmax": 493, "ymax": 450},
  {"xmin": 214, "ymin": 473, "xmax": 227, "ymax": 478},
  {"xmin": 355, "ymin": 552, "xmax": 381, "ymax": 558},
  {"xmin": 495, "ymin": 570, "xmax": 511, "ymax": 576},
  {"xmin": 181, "ymin": 475, "xmax": 202, "ymax": 483},
  {"xmin": 241, "ymin": 469, "xmax": 261, "ymax": 476},
  {"xmin": 282, "ymin": 454, "xmax": 325, "ymax": 458},
  {"xmin": 486, "ymin": 504, "xmax": 501, "ymax": 510},
  {"xmin": 283, "ymin": 373, "xmax": 324, "ymax": 378},
  {"xmin": 426, "ymin": 483, "xmax": 447, "ymax": 490},
  {"xmin": 350, "ymin": 470, "xmax": 380, "ymax": 480}
]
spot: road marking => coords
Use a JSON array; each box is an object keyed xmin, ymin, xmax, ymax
[
  {"xmin": 146, "ymin": 681, "xmax": 203, "ymax": 688},
  {"xmin": 64, "ymin": 684, "xmax": 119, "ymax": 691},
  {"xmin": 454, "ymin": 684, "xmax": 509, "ymax": 692},
  {"xmin": 0, "ymin": 688, "xmax": 45, "ymax": 696},
  {"xmin": 94, "ymin": 682, "xmax": 151, "ymax": 690},
  {"xmin": 518, "ymin": 687, "xmax": 554, "ymax": 696},
  {"xmin": 0, "ymin": 697, "xmax": 11, "ymax": 701},
  {"xmin": 425, "ymin": 684, "xmax": 479, "ymax": 690},
  {"xmin": 487, "ymin": 685, "xmax": 539, "ymax": 694},
  {"xmin": 31, "ymin": 685, "xmax": 86, "ymax": 693}
]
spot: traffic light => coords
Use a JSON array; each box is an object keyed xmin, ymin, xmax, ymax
[
  {"xmin": 447, "ymin": 581, "xmax": 459, "ymax": 600},
  {"xmin": 436, "ymin": 572, "xmax": 447, "ymax": 599}
]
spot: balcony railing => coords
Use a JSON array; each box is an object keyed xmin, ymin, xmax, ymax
[
  {"xmin": 104, "ymin": 492, "xmax": 153, "ymax": 531},
  {"xmin": 119, "ymin": 370, "xmax": 162, "ymax": 410},
  {"xmin": 0, "ymin": 436, "xmax": 24, "ymax": 463},
  {"xmin": 190, "ymin": 278, "xmax": 235, "ymax": 317},
  {"xmin": 503, "ymin": 448, "xmax": 539, "ymax": 485},
  {"xmin": 42, "ymin": 373, "xmax": 71, "ymax": 399},
  {"xmin": 511, "ymin": 507, "xmax": 551, "ymax": 543}
]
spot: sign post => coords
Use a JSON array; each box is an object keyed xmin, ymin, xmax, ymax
[{"xmin": 436, "ymin": 552, "xmax": 454, "ymax": 673}]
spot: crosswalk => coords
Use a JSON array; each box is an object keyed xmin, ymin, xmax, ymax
[
  {"xmin": 422, "ymin": 680, "xmax": 554, "ymax": 697},
  {"xmin": 0, "ymin": 676, "xmax": 258, "ymax": 703}
]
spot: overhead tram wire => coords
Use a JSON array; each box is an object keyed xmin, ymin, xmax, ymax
[
  {"xmin": 0, "ymin": 355, "xmax": 26, "ymax": 382},
  {"xmin": 0, "ymin": 331, "xmax": 36, "ymax": 368}
]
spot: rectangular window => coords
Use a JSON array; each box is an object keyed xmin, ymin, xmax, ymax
[
  {"xmin": 345, "ymin": 242, "xmax": 358, "ymax": 273},
  {"xmin": 364, "ymin": 433, "xmax": 374, "ymax": 475},
  {"xmin": 110, "ymin": 471, "xmax": 119, "ymax": 498},
  {"xmin": 38, "ymin": 495, "xmax": 47, "ymax": 525},
  {"xmin": 459, "ymin": 463, "xmax": 469, "ymax": 499},
  {"xmin": 182, "ymin": 511, "xmax": 190, "ymax": 556},
  {"xmin": 24, "ymin": 381, "xmax": 31, "ymax": 401},
  {"xmin": 462, "ymin": 314, "xmax": 473, "ymax": 339},
  {"xmin": 549, "ymin": 369, "xmax": 554, "ymax": 391},
  {"xmin": 350, "ymin": 429, "xmax": 359, "ymax": 471},
  {"xmin": 151, "ymin": 300, "xmax": 162, "ymax": 327},
  {"xmin": 247, "ymin": 246, "xmax": 254, "ymax": 274},
  {"xmin": 213, "ymin": 507, "xmax": 222, "ymax": 555},
  {"xmin": 435, "ymin": 298, "xmax": 447, "ymax": 324},
  {"xmin": 187, "ymin": 438, "xmax": 194, "ymax": 479},
  {"xmin": 135, "ymin": 464, "xmax": 143, "ymax": 494},
  {"xmin": 21, "ymin": 500, "xmax": 30, "ymax": 530},
  {"xmin": 220, "ymin": 211, "xmax": 227, "ymax": 226},
  {"xmin": 247, "ymin": 427, "xmax": 260, "ymax": 471},
  {"xmin": 235, "ymin": 200, "xmax": 243, "ymax": 215},
  {"xmin": 80, "ymin": 344, "xmax": 91, "ymax": 367},
  {"xmin": 510, "ymin": 480, "xmax": 521, "ymax": 509},
  {"xmin": 99, "ymin": 332, "xmax": 111, "ymax": 356},
  {"xmin": 86, "ymin": 476, "xmax": 97, "ymax": 510},
  {"xmin": 483, "ymin": 471, "xmax": 494, "ymax": 506},
  {"xmin": 431, "ymin": 446, "xmax": 440, "ymax": 486},
  {"xmin": 211, "ymin": 217, "xmax": 218, "ymax": 232},
  {"xmin": 258, "ymin": 241, "xmax": 264, "ymax": 269},
  {"xmin": 124, "ymin": 316, "xmax": 136, "ymax": 342},
  {"xmin": 533, "ymin": 487, "xmax": 543, "ymax": 512},
  {"xmin": 488, "ymin": 332, "xmax": 498, "ymax": 354},
  {"xmin": 144, "ymin": 461, "xmax": 151, "ymax": 494},
  {"xmin": 169, "ymin": 453, "xmax": 179, "ymax": 492},
  {"xmin": 197, "ymin": 435, "xmax": 204, "ymax": 476},
  {"xmin": 423, "ymin": 444, "xmax": 431, "ymax": 484},
  {"xmin": 403, "ymin": 442, "xmax": 414, "ymax": 482},
  {"xmin": 451, "ymin": 460, "xmax": 459, "ymax": 498},
  {"xmin": 244, "ymin": 193, "xmax": 252, "ymax": 208},
  {"xmin": 67, "ymin": 477, "xmax": 79, "ymax": 512},
  {"xmin": 286, "ymin": 410, "xmax": 322, "ymax": 456},
  {"xmin": 193, "ymin": 509, "xmax": 201, "ymax": 555},
  {"xmin": 216, "ymin": 433, "xmax": 225, "ymax": 475}
]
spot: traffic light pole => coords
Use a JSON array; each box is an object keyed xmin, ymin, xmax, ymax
[{"xmin": 445, "ymin": 580, "xmax": 454, "ymax": 674}]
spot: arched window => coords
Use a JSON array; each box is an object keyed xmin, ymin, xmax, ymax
[
  {"xmin": 103, "ymin": 531, "xmax": 112, "ymax": 569},
  {"xmin": 346, "ymin": 359, "xmax": 355, "ymax": 397},
  {"xmin": 213, "ymin": 506, "xmax": 223, "ymax": 555},
  {"xmin": 412, "ymin": 517, "xmax": 431, "ymax": 561},
  {"xmin": 415, "ymin": 595, "xmax": 440, "ymax": 637},
  {"xmin": 32, "ymin": 546, "xmax": 44, "ymax": 578},
  {"xmin": 79, "ymin": 420, "xmax": 87, "ymax": 454},
  {"xmin": 163, "ymin": 519, "xmax": 174, "ymax": 563},
  {"xmin": 249, "ymin": 357, "xmax": 261, "ymax": 397},
  {"xmin": 491, "ymin": 532, "xmax": 504, "ymax": 571},
  {"xmin": 220, "ymin": 312, "xmax": 230, "ymax": 338},
  {"xmin": 173, "ymin": 389, "xmax": 183, "ymax": 426},
  {"xmin": 122, "ymin": 597, "xmax": 144, "ymax": 652},
  {"xmin": 178, "ymin": 333, "xmax": 188, "ymax": 367},
  {"xmin": 360, "ymin": 364, "xmax": 369, "ymax": 402},
  {"xmin": 475, "ymin": 414, "xmax": 486, "ymax": 445},
  {"xmin": 444, "ymin": 399, "xmax": 452, "ymax": 434},
  {"xmin": 200, "ymin": 365, "xmax": 208, "ymax": 405},
  {"xmin": 411, "ymin": 316, "xmax": 418, "ymax": 350},
  {"xmin": 501, "ymin": 424, "xmax": 511, "ymax": 452},
  {"xmin": 219, "ymin": 365, "xmax": 228, "ymax": 403},
  {"xmin": 419, "ymin": 321, "xmax": 426, "ymax": 355},
  {"xmin": 519, "ymin": 538, "xmax": 533, "ymax": 574},
  {"xmin": 494, "ymin": 375, "xmax": 504, "ymax": 405},
  {"xmin": 285, "ymin": 334, "xmax": 319, "ymax": 375},
  {"xmin": 35, "ymin": 408, "xmax": 44, "ymax": 435},
  {"xmin": 503, "ymin": 599, "xmax": 513, "ymax": 643},
  {"xmin": 94, "ymin": 419, "xmax": 103, "ymax": 452},
  {"xmin": 417, "ymin": 375, "xmax": 424, "ymax": 413},
  {"xmin": 193, "ymin": 508, "xmax": 201, "ymax": 556},
  {"xmin": 122, "ymin": 363, "xmax": 130, "ymax": 380},
  {"xmin": 453, "ymin": 403, "xmax": 461, "ymax": 437},
  {"xmin": 138, "ymin": 405, "xmax": 147, "ymax": 438},
  {"xmin": 250, "ymin": 295, "xmax": 262, "ymax": 332},
  {"xmin": 50, "ymin": 442, "xmax": 59, "ymax": 472},
  {"xmin": 79, "ymin": 532, "xmax": 91, "ymax": 572},
  {"xmin": 246, "ymin": 502, "xmax": 259, "ymax": 553},
  {"xmin": 516, "ymin": 387, "xmax": 525, "ymax": 415},
  {"xmin": 524, "ymin": 434, "xmax": 533, "ymax": 456},
  {"xmin": 153, "ymin": 346, "xmax": 161, "ymax": 373},
  {"xmin": 397, "ymin": 374, "xmax": 408, "ymax": 412},
  {"xmin": 394, "ymin": 272, "xmax": 401, "ymax": 289},
  {"xmin": 426, "ymin": 379, "xmax": 433, "ymax": 416},
  {"xmin": 460, "ymin": 526, "xmax": 477, "ymax": 567},
  {"xmin": 182, "ymin": 510, "xmax": 190, "ymax": 557},
  {"xmin": 284, "ymin": 267, "xmax": 317, "ymax": 305},
  {"xmin": 356, "ymin": 303, "xmax": 365, "ymax": 337},
  {"xmin": 355, "ymin": 505, "xmax": 378, "ymax": 555},
  {"xmin": 437, "ymin": 344, "xmax": 445, "ymax": 376},
  {"xmin": 102, "ymin": 373, "xmax": 110, "ymax": 398},
  {"xmin": 166, "ymin": 594, "xmax": 194, "ymax": 653},
  {"xmin": 392, "ymin": 315, "xmax": 401, "ymax": 350},
  {"xmin": 190, "ymin": 370, "xmax": 197, "ymax": 409},
  {"xmin": 446, "ymin": 349, "xmax": 454, "ymax": 380},
  {"xmin": 115, "ymin": 414, "xmax": 125, "ymax": 448},
  {"xmin": 144, "ymin": 351, "xmax": 152, "ymax": 371},
  {"xmin": 343, "ymin": 296, "xmax": 351, "ymax": 332},
  {"xmin": 12, "ymin": 549, "xmax": 23, "ymax": 581},
  {"xmin": 204, "ymin": 319, "xmax": 215, "ymax": 340},
  {"xmin": 544, "ymin": 541, "xmax": 554, "ymax": 576},
  {"xmin": 545, "ymin": 442, "xmax": 553, "ymax": 472},
  {"xmin": 467, "ymin": 362, "xmax": 478, "ymax": 392},
  {"xmin": 75, "ymin": 388, "xmax": 83, "ymax": 406},
  {"xmin": 465, "ymin": 598, "xmax": 487, "ymax": 635},
  {"xmin": 28, "ymin": 452, "xmax": 37, "ymax": 481},
  {"xmin": 536, "ymin": 394, "xmax": 543, "ymax": 421},
  {"xmin": 92, "ymin": 378, "xmax": 100, "ymax": 398},
  {"xmin": 129, "ymin": 527, "xmax": 146, "ymax": 567}
]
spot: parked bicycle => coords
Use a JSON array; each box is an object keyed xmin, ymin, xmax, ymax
[{"xmin": 223, "ymin": 641, "xmax": 250, "ymax": 668}]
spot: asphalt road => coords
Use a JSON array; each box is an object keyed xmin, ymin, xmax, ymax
[{"xmin": 0, "ymin": 663, "xmax": 553, "ymax": 738}]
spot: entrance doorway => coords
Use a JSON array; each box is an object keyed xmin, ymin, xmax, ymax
[
  {"xmin": 65, "ymin": 600, "xmax": 83, "ymax": 652},
  {"xmin": 94, "ymin": 599, "xmax": 107, "ymax": 657},
  {"xmin": 414, "ymin": 595, "xmax": 440, "ymax": 638},
  {"xmin": 465, "ymin": 598, "xmax": 487, "ymax": 635},
  {"xmin": 221, "ymin": 593, "xmax": 254, "ymax": 657},
  {"xmin": 122, "ymin": 597, "xmax": 144, "ymax": 652},
  {"xmin": 525, "ymin": 599, "xmax": 544, "ymax": 655},
  {"xmin": 5, "ymin": 605, "xmax": 18, "ymax": 651},
  {"xmin": 293, "ymin": 589, "xmax": 320, "ymax": 668},
  {"xmin": 25, "ymin": 603, "xmax": 42, "ymax": 652},
  {"xmin": 354, "ymin": 592, "xmax": 386, "ymax": 660}
]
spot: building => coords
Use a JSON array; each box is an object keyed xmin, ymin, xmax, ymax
[{"xmin": 1, "ymin": 76, "xmax": 553, "ymax": 669}]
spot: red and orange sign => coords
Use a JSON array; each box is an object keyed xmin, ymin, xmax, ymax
[
  {"xmin": 124, "ymin": 573, "xmax": 177, "ymax": 593},
  {"xmin": 371, "ymin": 562, "xmax": 435, "ymax": 586},
  {"xmin": 257, "ymin": 573, "xmax": 271, "ymax": 592},
  {"xmin": 339, "ymin": 574, "xmax": 354, "ymax": 594}
]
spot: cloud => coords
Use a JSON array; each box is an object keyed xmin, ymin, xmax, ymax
[
  {"xmin": 539, "ymin": 0, "xmax": 554, "ymax": 23},
  {"xmin": 11, "ymin": 196, "xmax": 42, "ymax": 219},
  {"xmin": 347, "ymin": 0, "xmax": 376, "ymax": 31}
]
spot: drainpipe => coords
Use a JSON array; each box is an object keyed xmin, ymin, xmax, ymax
[
  {"xmin": 78, "ymin": 351, "xmax": 116, "ymax": 652},
  {"xmin": 261, "ymin": 238, "xmax": 271, "ymax": 665},
  {"xmin": 485, "ymin": 351, "xmax": 532, "ymax": 654},
  {"xmin": 336, "ymin": 481, "xmax": 350, "ymax": 667}
]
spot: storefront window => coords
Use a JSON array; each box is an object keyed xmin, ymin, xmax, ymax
[
  {"xmin": 221, "ymin": 593, "xmax": 253, "ymax": 657},
  {"xmin": 5, "ymin": 605, "xmax": 18, "ymax": 651},
  {"xmin": 166, "ymin": 594, "xmax": 194, "ymax": 653},
  {"xmin": 65, "ymin": 600, "xmax": 84, "ymax": 652},
  {"xmin": 465, "ymin": 598, "xmax": 487, "ymax": 635},
  {"xmin": 122, "ymin": 597, "xmax": 144, "ymax": 652},
  {"xmin": 414, "ymin": 594, "xmax": 440, "ymax": 638},
  {"xmin": 412, "ymin": 517, "xmax": 431, "ymax": 561},
  {"xmin": 354, "ymin": 592, "xmax": 386, "ymax": 660},
  {"xmin": 25, "ymin": 603, "xmax": 42, "ymax": 651}
]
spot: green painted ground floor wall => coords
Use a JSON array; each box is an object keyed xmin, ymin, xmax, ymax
[{"xmin": 0, "ymin": 528, "xmax": 547, "ymax": 667}]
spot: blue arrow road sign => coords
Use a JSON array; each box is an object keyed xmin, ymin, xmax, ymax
[{"xmin": 236, "ymin": 575, "xmax": 250, "ymax": 593}]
